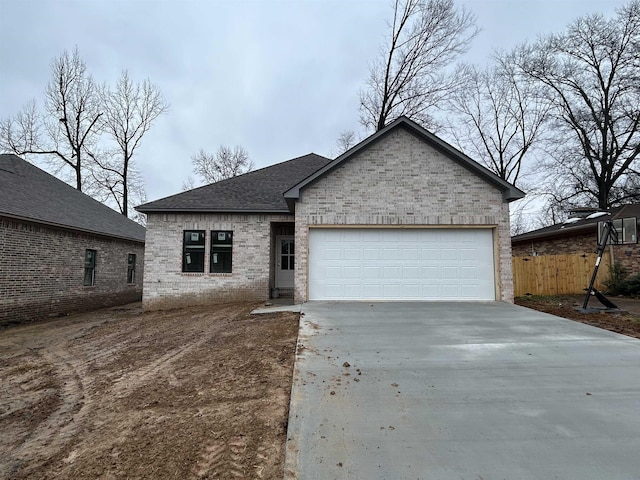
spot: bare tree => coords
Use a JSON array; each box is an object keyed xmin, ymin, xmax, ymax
[
  {"xmin": 191, "ymin": 146, "xmax": 254, "ymax": 185},
  {"xmin": 513, "ymin": 1, "xmax": 640, "ymax": 209},
  {"xmin": 181, "ymin": 175, "xmax": 196, "ymax": 192},
  {"xmin": 335, "ymin": 130, "xmax": 357, "ymax": 155},
  {"xmin": 359, "ymin": 0, "xmax": 477, "ymax": 132},
  {"xmin": 447, "ymin": 60, "xmax": 549, "ymax": 186},
  {"xmin": 0, "ymin": 48, "xmax": 103, "ymax": 191},
  {"xmin": 93, "ymin": 71, "xmax": 168, "ymax": 216},
  {"xmin": 0, "ymin": 101, "xmax": 40, "ymax": 155}
]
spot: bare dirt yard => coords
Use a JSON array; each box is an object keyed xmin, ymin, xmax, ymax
[
  {"xmin": 0, "ymin": 302, "xmax": 298, "ymax": 479},
  {"xmin": 516, "ymin": 294, "xmax": 640, "ymax": 340}
]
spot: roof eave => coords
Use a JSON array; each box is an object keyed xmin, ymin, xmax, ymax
[
  {"xmin": 136, "ymin": 206, "xmax": 293, "ymax": 215},
  {"xmin": 512, "ymin": 223, "xmax": 596, "ymax": 243},
  {"xmin": 0, "ymin": 212, "xmax": 145, "ymax": 244}
]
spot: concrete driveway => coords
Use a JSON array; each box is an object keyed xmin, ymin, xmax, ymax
[{"xmin": 284, "ymin": 302, "xmax": 640, "ymax": 480}]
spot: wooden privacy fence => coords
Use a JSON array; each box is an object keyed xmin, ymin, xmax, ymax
[{"xmin": 512, "ymin": 252, "xmax": 611, "ymax": 297}]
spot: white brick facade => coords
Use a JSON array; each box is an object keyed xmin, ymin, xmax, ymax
[
  {"xmin": 294, "ymin": 127, "xmax": 514, "ymax": 303},
  {"xmin": 143, "ymin": 213, "xmax": 293, "ymax": 309},
  {"xmin": 142, "ymin": 123, "xmax": 518, "ymax": 308}
]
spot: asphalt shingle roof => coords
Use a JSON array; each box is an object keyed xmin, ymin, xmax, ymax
[
  {"xmin": 0, "ymin": 154, "xmax": 145, "ymax": 243},
  {"xmin": 512, "ymin": 204, "xmax": 640, "ymax": 242},
  {"xmin": 136, "ymin": 153, "xmax": 332, "ymax": 213}
]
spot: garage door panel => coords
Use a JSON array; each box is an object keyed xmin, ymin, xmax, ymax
[
  {"xmin": 324, "ymin": 266, "xmax": 342, "ymax": 279},
  {"xmin": 401, "ymin": 248, "xmax": 419, "ymax": 260},
  {"xmin": 344, "ymin": 266, "xmax": 361, "ymax": 278},
  {"xmin": 460, "ymin": 267, "xmax": 478, "ymax": 279},
  {"xmin": 363, "ymin": 248, "xmax": 381, "ymax": 260},
  {"xmin": 344, "ymin": 284, "xmax": 362, "ymax": 297},
  {"xmin": 344, "ymin": 248, "xmax": 361, "ymax": 259},
  {"xmin": 422, "ymin": 248, "xmax": 440, "ymax": 260},
  {"xmin": 403, "ymin": 266, "xmax": 420, "ymax": 279},
  {"xmin": 382, "ymin": 248, "xmax": 400, "ymax": 260},
  {"xmin": 309, "ymin": 229, "xmax": 495, "ymax": 301},
  {"xmin": 383, "ymin": 266, "xmax": 401, "ymax": 278}
]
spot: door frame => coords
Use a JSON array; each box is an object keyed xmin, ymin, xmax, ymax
[{"xmin": 275, "ymin": 235, "xmax": 295, "ymax": 289}]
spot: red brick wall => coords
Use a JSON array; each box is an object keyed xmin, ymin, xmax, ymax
[
  {"xmin": 512, "ymin": 232, "xmax": 639, "ymax": 275},
  {"xmin": 512, "ymin": 232, "xmax": 596, "ymax": 257},
  {"xmin": 0, "ymin": 217, "xmax": 144, "ymax": 327}
]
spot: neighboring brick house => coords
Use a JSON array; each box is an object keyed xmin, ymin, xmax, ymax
[
  {"xmin": 511, "ymin": 204, "xmax": 640, "ymax": 274},
  {"xmin": 0, "ymin": 154, "xmax": 145, "ymax": 326},
  {"xmin": 137, "ymin": 116, "xmax": 524, "ymax": 309}
]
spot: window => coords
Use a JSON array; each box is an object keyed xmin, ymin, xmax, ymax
[
  {"xmin": 210, "ymin": 230, "xmax": 233, "ymax": 273},
  {"xmin": 183, "ymin": 230, "xmax": 205, "ymax": 272},
  {"xmin": 127, "ymin": 254, "xmax": 136, "ymax": 283},
  {"xmin": 598, "ymin": 218, "xmax": 638, "ymax": 245},
  {"xmin": 84, "ymin": 249, "xmax": 96, "ymax": 286},
  {"xmin": 280, "ymin": 238, "xmax": 294, "ymax": 270}
]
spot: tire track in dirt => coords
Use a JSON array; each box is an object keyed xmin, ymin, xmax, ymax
[
  {"xmin": 1, "ymin": 303, "xmax": 298, "ymax": 479},
  {"xmin": 5, "ymin": 347, "xmax": 86, "ymax": 477},
  {"xmin": 109, "ymin": 335, "xmax": 211, "ymax": 399},
  {"xmin": 107, "ymin": 305, "xmax": 247, "ymax": 400},
  {"xmin": 191, "ymin": 435, "xmax": 251, "ymax": 479}
]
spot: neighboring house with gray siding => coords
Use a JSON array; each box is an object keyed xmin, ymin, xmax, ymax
[
  {"xmin": 0, "ymin": 154, "xmax": 145, "ymax": 326},
  {"xmin": 137, "ymin": 117, "xmax": 523, "ymax": 309}
]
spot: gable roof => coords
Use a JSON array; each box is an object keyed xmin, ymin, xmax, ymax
[
  {"xmin": 284, "ymin": 116, "xmax": 525, "ymax": 208},
  {"xmin": 0, "ymin": 154, "xmax": 145, "ymax": 243},
  {"xmin": 136, "ymin": 153, "xmax": 332, "ymax": 214},
  {"xmin": 512, "ymin": 204, "xmax": 640, "ymax": 243}
]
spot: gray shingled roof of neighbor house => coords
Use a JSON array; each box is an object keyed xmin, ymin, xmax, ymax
[
  {"xmin": 0, "ymin": 154, "xmax": 146, "ymax": 243},
  {"xmin": 136, "ymin": 153, "xmax": 333, "ymax": 213},
  {"xmin": 511, "ymin": 204, "xmax": 640, "ymax": 242}
]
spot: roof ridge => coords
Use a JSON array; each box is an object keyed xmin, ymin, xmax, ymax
[{"xmin": 136, "ymin": 152, "xmax": 332, "ymax": 213}]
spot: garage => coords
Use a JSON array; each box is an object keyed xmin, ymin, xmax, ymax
[{"xmin": 308, "ymin": 228, "xmax": 496, "ymax": 300}]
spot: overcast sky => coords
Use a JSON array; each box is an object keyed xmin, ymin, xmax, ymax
[{"xmin": 0, "ymin": 0, "xmax": 628, "ymax": 204}]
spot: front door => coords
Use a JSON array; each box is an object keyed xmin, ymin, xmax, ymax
[{"xmin": 275, "ymin": 235, "xmax": 294, "ymax": 288}]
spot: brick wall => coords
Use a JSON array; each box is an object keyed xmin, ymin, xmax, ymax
[
  {"xmin": 294, "ymin": 127, "xmax": 514, "ymax": 303},
  {"xmin": 142, "ymin": 213, "xmax": 294, "ymax": 310},
  {"xmin": 512, "ymin": 231, "xmax": 640, "ymax": 274},
  {"xmin": 0, "ymin": 217, "xmax": 144, "ymax": 327},
  {"xmin": 512, "ymin": 233, "xmax": 595, "ymax": 257}
]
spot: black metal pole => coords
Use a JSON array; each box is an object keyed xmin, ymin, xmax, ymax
[{"xmin": 582, "ymin": 220, "xmax": 612, "ymax": 310}]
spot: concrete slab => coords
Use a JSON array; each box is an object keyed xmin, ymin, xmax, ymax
[
  {"xmin": 251, "ymin": 304, "xmax": 302, "ymax": 315},
  {"xmin": 284, "ymin": 302, "xmax": 640, "ymax": 480}
]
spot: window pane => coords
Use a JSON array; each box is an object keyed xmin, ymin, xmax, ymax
[
  {"xmin": 211, "ymin": 230, "xmax": 233, "ymax": 273},
  {"xmin": 282, "ymin": 256, "xmax": 289, "ymax": 270},
  {"xmin": 183, "ymin": 230, "xmax": 205, "ymax": 272},
  {"xmin": 623, "ymin": 217, "xmax": 637, "ymax": 244},
  {"xmin": 84, "ymin": 268, "xmax": 94, "ymax": 286},
  {"xmin": 290, "ymin": 256, "xmax": 295, "ymax": 269}
]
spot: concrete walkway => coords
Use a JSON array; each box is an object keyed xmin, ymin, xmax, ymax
[{"xmin": 284, "ymin": 302, "xmax": 640, "ymax": 480}]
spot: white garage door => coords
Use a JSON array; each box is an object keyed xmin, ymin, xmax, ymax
[{"xmin": 308, "ymin": 228, "xmax": 495, "ymax": 301}]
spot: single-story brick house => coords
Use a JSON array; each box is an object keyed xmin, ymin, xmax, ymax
[
  {"xmin": 512, "ymin": 204, "xmax": 640, "ymax": 274},
  {"xmin": 0, "ymin": 154, "xmax": 145, "ymax": 326},
  {"xmin": 136, "ymin": 116, "xmax": 524, "ymax": 308}
]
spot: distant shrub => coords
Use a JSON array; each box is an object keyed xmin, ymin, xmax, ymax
[{"xmin": 604, "ymin": 264, "xmax": 640, "ymax": 297}]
